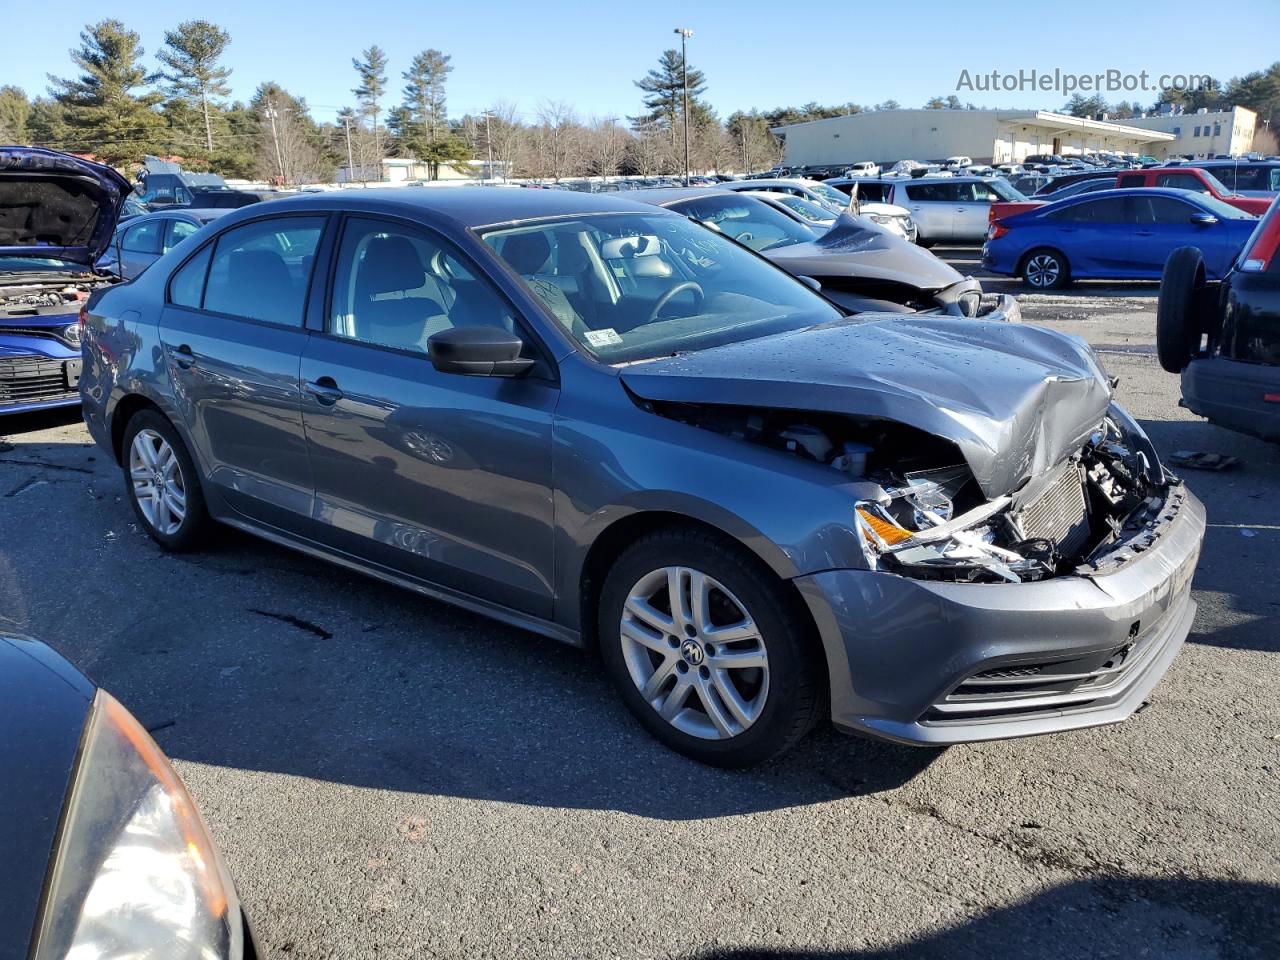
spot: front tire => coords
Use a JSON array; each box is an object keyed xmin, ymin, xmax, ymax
[
  {"xmin": 122, "ymin": 409, "xmax": 211, "ymax": 551},
  {"xmin": 598, "ymin": 528, "xmax": 823, "ymax": 768},
  {"xmin": 1021, "ymin": 248, "xmax": 1070, "ymax": 289}
]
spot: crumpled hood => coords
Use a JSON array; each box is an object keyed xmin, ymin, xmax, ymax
[
  {"xmin": 621, "ymin": 315, "xmax": 1113, "ymax": 498},
  {"xmin": 0, "ymin": 148, "xmax": 132, "ymax": 265},
  {"xmin": 766, "ymin": 212, "xmax": 963, "ymax": 292}
]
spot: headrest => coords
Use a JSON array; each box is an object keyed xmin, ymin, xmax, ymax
[
  {"xmin": 599, "ymin": 234, "xmax": 660, "ymax": 259},
  {"xmin": 229, "ymin": 249, "xmax": 291, "ymax": 290},
  {"xmin": 502, "ymin": 231, "xmax": 551, "ymax": 275},
  {"xmin": 356, "ymin": 235, "xmax": 426, "ymax": 296}
]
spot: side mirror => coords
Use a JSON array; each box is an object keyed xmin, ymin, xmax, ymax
[
  {"xmin": 798, "ymin": 275, "xmax": 822, "ymax": 292},
  {"xmin": 1190, "ymin": 213, "xmax": 1218, "ymax": 226},
  {"xmin": 427, "ymin": 325, "xmax": 535, "ymax": 377}
]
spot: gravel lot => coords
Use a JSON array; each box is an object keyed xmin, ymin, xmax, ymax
[{"xmin": 1, "ymin": 251, "xmax": 1277, "ymax": 959}]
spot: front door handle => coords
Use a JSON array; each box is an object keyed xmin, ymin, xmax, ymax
[
  {"xmin": 304, "ymin": 378, "xmax": 344, "ymax": 405},
  {"xmin": 173, "ymin": 344, "xmax": 195, "ymax": 369},
  {"xmin": 1135, "ymin": 230, "xmax": 1154, "ymax": 237}
]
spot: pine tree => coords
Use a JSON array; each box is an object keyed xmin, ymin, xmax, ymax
[
  {"xmin": 156, "ymin": 20, "xmax": 232, "ymax": 155},
  {"xmin": 401, "ymin": 49, "xmax": 457, "ymax": 179},
  {"xmin": 352, "ymin": 45, "xmax": 389, "ymax": 164},
  {"xmin": 632, "ymin": 49, "xmax": 707, "ymax": 144},
  {"xmin": 0, "ymin": 86, "xmax": 32, "ymax": 143},
  {"xmin": 48, "ymin": 19, "xmax": 164, "ymax": 163}
]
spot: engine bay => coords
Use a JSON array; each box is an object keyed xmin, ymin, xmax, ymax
[
  {"xmin": 1, "ymin": 275, "xmax": 108, "ymax": 318},
  {"xmin": 644, "ymin": 399, "xmax": 1169, "ymax": 584}
]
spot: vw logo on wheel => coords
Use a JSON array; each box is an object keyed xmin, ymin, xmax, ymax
[{"xmin": 680, "ymin": 639, "xmax": 705, "ymax": 666}]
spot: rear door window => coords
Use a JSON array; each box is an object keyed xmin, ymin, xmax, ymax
[
  {"xmin": 200, "ymin": 217, "xmax": 324, "ymax": 325},
  {"xmin": 122, "ymin": 219, "xmax": 163, "ymax": 254},
  {"xmin": 1116, "ymin": 173, "xmax": 1145, "ymax": 188}
]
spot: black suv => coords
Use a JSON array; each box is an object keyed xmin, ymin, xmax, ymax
[{"xmin": 1158, "ymin": 196, "xmax": 1280, "ymax": 439}]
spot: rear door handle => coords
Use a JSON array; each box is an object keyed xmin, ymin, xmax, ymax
[
  {"xmin": 304, "ymin": 378, "xmax": 344, "ymax": 405},
  {"xmin": 1135, "ymin": 230, "xmax": 1154, "ymax": 236},
  {"xmin": 173, "ymin": 344, "xmax": 195, "ymax": 369}
]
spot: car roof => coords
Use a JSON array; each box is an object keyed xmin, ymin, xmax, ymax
[
  {"xmin": 626, "ymin": 187, "xmax": 730, "ymax": 206},
  {"xmin": 1043, "ymin": 187, "xmax": 1215, "ymax": 205},
  {"xmin": 230, "ymin": 186, "xmax": 675, "ymax": 230},
  {"xmin": 721, "ymin": 178, "xmax": 821, "ymax": 190}
]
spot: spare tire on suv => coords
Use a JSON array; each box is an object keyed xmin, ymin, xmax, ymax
[{"xmin": 1157, "ymin": 246, "xmax": 1216, "ymax": 373}]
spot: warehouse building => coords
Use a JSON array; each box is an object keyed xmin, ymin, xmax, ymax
[
  {"xmin": 772, "ymin": 109, "xmax": 1176, "ymax": 167},
  {"xmin": 1120, "ymin": 106, "xmax": 1257, "ymax": 160}
]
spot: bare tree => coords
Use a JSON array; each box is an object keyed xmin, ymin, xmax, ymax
[
  {"xmin": 485, "ymin": 100, "xmax": 524, "ymax": 181},
  {"xmin": 533, "ymin": 100, "xmax": 581, "ymax": 182},
  {"xmin": 584, "ymin": 116, "xmax": 629, "ymax": 184}
]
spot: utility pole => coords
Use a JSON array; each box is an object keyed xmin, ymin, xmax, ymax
[
  {"xmin": 266, "ymin": 99, "xmax": 285, "ymax": 185},
  {"xmin": 674, "ymin": 28, "xmax": 693, "ymax": 186},
  {"xmin": 482, "ymin": 112, "xmax": 495, "ymax": 184},
  {"xmin": 342, "ymin": 114, "xmax": 357, "ymax": 185}
]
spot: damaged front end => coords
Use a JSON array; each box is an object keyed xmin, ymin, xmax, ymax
[
  {"xmin": 854, "ymin": 409, "xmax": 1168, "ymax": 583},
  {"xmin": 639, "ymin": 391, "xmax": 1173, "ymax": 587}
]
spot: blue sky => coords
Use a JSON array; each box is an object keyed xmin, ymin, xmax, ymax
[{"xmin": 6, "ymin": 0, "xmax": 1279, "ymax": 125}]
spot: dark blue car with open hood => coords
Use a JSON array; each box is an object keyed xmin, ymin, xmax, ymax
[{"xmin": 0, "ymin": 147, "xmax": 129, "ymax": 415}]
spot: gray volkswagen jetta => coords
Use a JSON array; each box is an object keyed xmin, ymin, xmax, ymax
[{"xmin": 80, "ymin": 188, "xmax": 1204, "ymax": 767}]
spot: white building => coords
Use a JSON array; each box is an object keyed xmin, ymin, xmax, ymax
[
  {"xmin": 772, "ymin": 109, "xmax": 1176, "ymax": 167},
  {"xmin": 1120, "ymin": 107, "xmax": 1257, "ymax": 160}
]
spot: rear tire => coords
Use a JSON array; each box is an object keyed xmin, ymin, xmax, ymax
[
  {"xmin": 121, "ymin": 409, "xmax": 211, "ymax": 551},
  {"xmin": 598, "ymin": 527, "xmax": 823, "ymax": 768},
  {"xmin": 1157, "ymin": 246, "xmax": 1208, "ymax": 373},
  {"xmin": 1021, "ymin": 248, "xmax": 1070, "ymax": 289}
]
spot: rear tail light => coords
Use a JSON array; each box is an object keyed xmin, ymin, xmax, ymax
[
  {"xmin": 988, "ymin": 223, "xmax": 1009, "ymax": 241},
  {"xmin": 1240, "ymin": 203, "xmax": 1280, "ymax": 272}
]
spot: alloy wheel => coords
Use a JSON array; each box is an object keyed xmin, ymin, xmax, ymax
[
  {"xmin": 619, "ymin": 566, "xmax": 769, "ymax": 740},
  {"xmin": 1025, "ymin": 254, "xmax": 1061, "ymax": 288},
  {"xmin": 129, "ymin": 428, "xmax": 187, "ymax": 536}
]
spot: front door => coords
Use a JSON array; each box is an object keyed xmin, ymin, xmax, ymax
[
  {"xmin": 158, "ymin": 213, "xmax": 326, "ymax": 533},
  {"xmin": 299, "ymin": 216, "xmax": 558, "ymax": 617},
  {"xmin": 1128, "ymin": 195, "xmax": 1222, "ymax": 277}
]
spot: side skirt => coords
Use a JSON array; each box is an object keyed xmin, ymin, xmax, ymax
[{"xmin": 217, "ymin": 516, "xmax": 584, "ymax": 648}]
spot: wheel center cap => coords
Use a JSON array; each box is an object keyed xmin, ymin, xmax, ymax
[{"xmin": 680, "ymin": 639, "xmax": 705, "ymax": 666}]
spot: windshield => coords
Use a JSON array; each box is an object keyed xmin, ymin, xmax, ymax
[
  {"xmin": 989, "ymin": 179, "xmax": 1029, "ymax": 201},
  {"xmin": 480, "ymin": 211, "xmax": 842, "ymax": 364},
  {"xmin": 757, "ymin": 193, "xmax": 836, "ymax": 223},
  {"xmin": 0, "ymin": 257, "xmax": 83, "ymax": 273},
  {"xmin": 1199, "ymin": 170, "xmax": 1233, "ymax": 196},
  {"xmin": 669, "ymin": 194, "xmax": 818, "ymax": 251},
  {"xmin": 1193, "ymin": 193, "xmax": 1258, "ymax": 220},
  {"xmin": 806, "ymin": 182, "xmax": 854, "ymax": 208}
]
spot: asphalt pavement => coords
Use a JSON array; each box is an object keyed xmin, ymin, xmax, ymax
[{"xmin": 1, "ymin": 254, "xmax": 1276, "ymax": 959}]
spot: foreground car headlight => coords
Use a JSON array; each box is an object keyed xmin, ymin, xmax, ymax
[
  {"xmin": 32, "ymin": 692, "xmax": 243, "ymax": 960},
  {"xmin": 868, "ymin": 214, "xmax": 893, "ymax": 225}
]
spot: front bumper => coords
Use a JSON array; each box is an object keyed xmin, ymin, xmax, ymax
[
  {"xmin": 1181, "ymin": 356, "xmax": 1280, "ymax": 442},
  {"xmin": 795, "ymin": 485, "xmax": 1204, "ymax": 745},
  {"xmin": 1, "ymin": 323, "xmax": 82, "ymax": 415}
]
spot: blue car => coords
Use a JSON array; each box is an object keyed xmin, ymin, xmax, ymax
[
  {"xmin": 1, "ymin": 148, "xmax": 129, "ymax": 415},
  {"xmin": 982, "ymin": 188, "xmax": 1259, "ymax": 289}
]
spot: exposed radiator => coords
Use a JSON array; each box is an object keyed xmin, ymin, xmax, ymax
[{"xmin": 1012, "ymin": 459, "xmax": 1090, "ymax": 557}]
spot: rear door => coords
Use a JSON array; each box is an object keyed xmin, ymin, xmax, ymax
[
  {"xmin": 901, "ymin": 182, "xmax": 956, "ymax": 241},
  {"xmin": 118, "ymin": 218, "xmax": 165, "ymax": 279},
  {"xmin": 158, "ymin": 213, "xmax": 327, "ymax": 533},
  {"xmin": 298, "ymin": 215, "xmax": 558, "ymax": 617},
  {"xmin": 1042, "ymin": 197, "xmax": 1133, "ymax": 276}
]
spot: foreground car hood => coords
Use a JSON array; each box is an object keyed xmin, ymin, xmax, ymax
[
  {"xmin": 766, "ymin": 213, "xmax": 962, "ymax": 291},
  {"xmin": 621, "ymin": 316, "xmax": 1112, "ymax": 498},
  {"xmin": 0, "ymin": 148, "xmax": 132, "ymax": 265}
]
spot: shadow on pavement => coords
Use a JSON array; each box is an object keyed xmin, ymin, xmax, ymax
[
  {"xmin": 689, "ymin": 876, "xmax": 1279, "ymax": 960},
  {"xmin": 1140, "ymin": 416, "xmax": 1280, "ymax": 655}
]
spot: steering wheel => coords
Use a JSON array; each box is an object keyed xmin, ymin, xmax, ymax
[{"xmin": 647, "ymin": 282, "xmax": 705, "ymax": 325}]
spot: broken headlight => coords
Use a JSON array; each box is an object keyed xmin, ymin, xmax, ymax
[{"xmin": 855, "ymin": 466, "xmax": 1051, "ymax": 584}]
